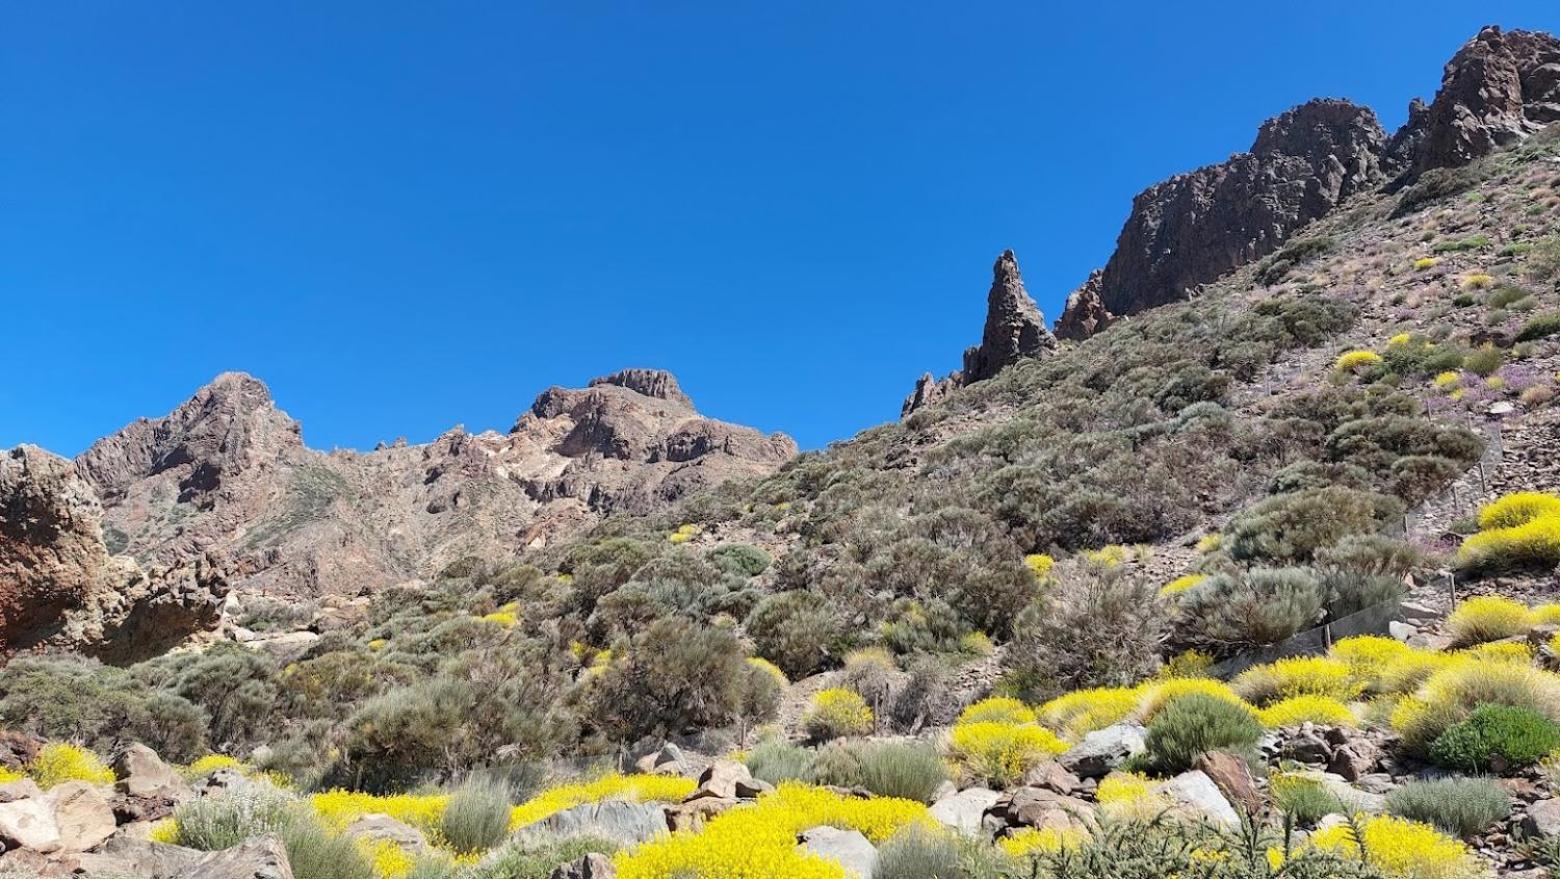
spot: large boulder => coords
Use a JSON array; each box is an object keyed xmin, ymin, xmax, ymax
[
  {"xmin": 1058, "ymin": 723, "xmax": 1146, "ymax": 780},
  {"xmin": 929, "ymin": 786, "xmax": 1001, "ymax": 836},
  {"xmin": 1525, "ymin": 798, "xmax": 1560, "ymax": 839},
  {"xmin": 343, "ymin": 813, "xmax": 429, "ymax": 852},
  {"xmin": 46, "ymin": 781, "xmax": 117, "ymax": 853},
  {"xmin": 517, "ymin": 800, "xmax": 667, "ymax": 845},
  {"xmin": 799, "ymin": 826, "xmax": 877, "ymax": 878},
  {"xmin": 986, "ymin": 787, "xmax": 1095, "ymax": 833},
  {"xmin": 1155, "ymin": 770, "xmax": 1241, "ymax": 828},
  {"xmin": 0, "ymin": 795, "xmax": 62, "ymax": 853},
  {"xmin": 686, "ymin": 760, "xmax": 753, "ymax": 801},
  {"xmin": 114, "ymin": 743, "xmax": 190, "ymax": 801}
]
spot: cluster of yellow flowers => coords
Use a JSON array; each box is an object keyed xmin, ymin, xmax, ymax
[
  {"xmin": 478, "ymin": 601, "xmax": 521, "ymax": 627},
  {"xmin": 1158, "ymin": 573, "xmax": 1207, "ymax": 598},
  {"xmin": 1023, "ymin": 553, "xmax": 1055, "ymax": 581},
  {"xmin": 613, "ymin": 782, "xmax": 928, "ymax": 879},
  {"xmin": 1334, "ymin": 349, "xmax": 1383, "ymax": 372},
  {"xmin": 1457, "ymin": 491, "xmax": 1560, "ymax": 574},
  {"xmin": 667, "ymin": 523, "xmax": 701, "ymax": 544},
  {"xmin": 28, "ymin": 743, "xmax": 114, "ymax": 789},
  {"xmin": 948, "ymin": 698, "xmax": 1068, "ymax": 786},
  {"xmin": 1312, "ymin": 814, "xmax": 1481, "ymax": 879},
  {"xmin": 745, "ymin": 656, "xmax": 789, "ymax": 687},
  {"xmin": 508, "ymin": 773, "xmax": 696, "ymax": 831},
  {"xmin": 312, "ymin": 789, "xmax": 451, "ymax": 834},
  {"xmin": 803, "ymin": 688, "xmax": 874, "ymax": 739}
]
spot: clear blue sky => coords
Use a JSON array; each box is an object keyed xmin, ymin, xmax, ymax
[{"xmin": 5, "ymin": 2, "xmax": 1558, "ymax": 454}]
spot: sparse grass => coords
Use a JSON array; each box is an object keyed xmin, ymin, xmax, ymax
[
  {"xmin": 1385, "ymin": 777, "xmax": 1510, "ymax": 837},
  {"xmin": 1434, "ymin": 235, "xmax": 1492, "ymax": 254}
]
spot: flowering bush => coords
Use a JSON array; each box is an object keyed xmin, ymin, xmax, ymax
[
  {"xmin": 1257, "ymin": 695, "xmax": 1358, "ymax": 729},
  {"xmin": 1335, "ymin": 350, "xmax": 1383, "ymax": 372},
  {"xmin": 1311, "ymin": 814, "xmax": 1482, "ymax": 879},
  {"xmin": 1158, "ymin": 574, "xmax": 1207, "ymax": 598},
  {"xmin": 1330, "ymin": 636, "xmax": 1413, "ymax": 691},
  {"xmin": 745, "ymin": 656, "xmax": 789, "ymax": 688},
  {"xmin": 1038, "ymin": 687, "xmax": 1140, "ymax": 737},
  {"xmin": 1235, "ymin": 657, "xmax": 1363, "ymax": 705},
  {"xmin": 1391, "ymin": 660, "xmax": 1560, "ymax": 755},
  {"xmin": 804, "ymin": 688, "xmax": 874, "ymax": 740},
  {"xmin": 958, "ymin": 696, "xmax": 1035, "ymax": 726},
  {"xmin": 183, "ymin": 754, "xmax": 245, "ymax": 778},
  {"xmin": 999, "ymin": 826, "xmax": 1086, "ymax": 857},
  {"xmin": 1135, "ymin": 678, "xmax": 1245, "ymax": 723},
  {"xmin": 667, "ymin": 523, "xmax": 701, "ymax": 544},
  {"xmin": 948, "ymin": 722, "xmax": 1066, "ymax": 787},
  {"xmin": 1445, "ymin": 595, "xmax": 1533, "ymax": 645},
  {"xmin": 1458, "ymin": 493, "xmax": 1560, "ymax": 574},
  {"xmin": 508, "ymin": 774, "xmax": 696, "ymax": 831},
  {"xmin": 1478, "ymin": 492, "xmax": 1560, "ymax": 530},
  {"xmin": 1459, "ymin": 641, "xmax": 1534, "ymax": 664},
  {"xmin": 613, "ymin": 783, "xmax": 928, "ymax": 879},
  {"xmin": 29, "ymin": 743, "xmax": 114, "ymax": 789},
  {"xmin": 312, "ymin": 790, "xmax": 450, "ymax": 834},
  {"xmin": 1024, "ymin": 553, "xmax": 1055, "ymax": 581}
]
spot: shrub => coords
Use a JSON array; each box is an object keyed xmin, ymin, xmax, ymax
[
  {"xmin": 1330, "ymin": 636, "xmax": 1414, "ymax": 691},
  {"xmin": 1257, "ymin": 696, "xmax": 1358, "ymax": 729},
  {"xmin": 1135, "ymin": 678, "xmax": 1245, "ymax": 723},
  {"xmin": 280, "ymin": 817, "xmax": 375, "ymax": 879},
  {"xmin": 735, "ymin": 658, "xmax": 784, "ymax": 743},
  {"xmin": 840, "ymin": 647, "xmax": 899, "ymax": 711},
  {"xmin": 1038, "ymin": 687, "xmax": 1141, "ymax": 737},
  {"xmin": 1335, "ymin": 350, "xmax": 1383, "ymax": 372},
  {"xmin": 1478, "ymin": 492, "xmax": 1560, "ymax": 529},
  {"xmin": 958, "ymin": 696, "xmax": 1035, "ymax": 726},
  {"xmin": 1004, "ymin": 565, "xmax": 1164, "ymax": 700},
  {"xmin": 873, "ymin": 824, "xmax": 964, "ymax": 879},
  {"xmin": 746, "ymin": 590, "xmax": 844, "ymax": 678},
  {"xmin": 853, "ymin": 741, "xmax": 948, "ymax": 803},
  {"xmin": 1392, "ymin": 661, "xmax": 1560, "ymax": 756},
  {"xmin": 804, "ymin": 741, "xmax": 864, "ymax": 789},
  {"xmin": 1270, "ymin": 773, "xmax": 1338, "ymax": 825},
  {"xmin": 28, "ymin": 743, "xmax": 114, "ymax": 789},
  {"xmin": 1311, "ymin": 814, "xmax": 1483, "ymax": 879},
  {"xmin": 506, "ymin": 775, "xmax": 694, "ymax": 832},
  {"xmin": 1429, "ymin": 704, "xmax": 1560, "ymax": 772},
  {"xmin": 1445, "ymin": 595, "xmax": 1533, "ymax": 645},
  {"xmin": 948, "ymin": 722, "xmax": 1067, "ymax": 788},
  {"xmin": 1458, "ymin": 515, "xmax": 1560, "ymax": 573},
  {"xmin": 745, "ymin": 740, "xmax": 814, "ymax": 785},
  {"xmin": 1174, "ymin": 568, "xmax": 1325, "ymax": 653},
  {"xmin": 170, "ymin": 785, "xmax": 299, "ymax": 851},
  {"xmin": 1140, "ymin": 694, "xmax": 1262, "ymax": 774},
  {"xmin": 1463, "ymin": 344, "xmax": 1504, "ymax": 376},
  {"xmin": 1226, "ymin": 487, "xmax": 1404, "ymax": 565},
  {"xmin": 440, "ymin": 774, "xmax": 512, "ymax": 855},
  {"xmin": 1158, "ymin": 574, "xmax": 1207, "ymax": 598},
  {"xmin": 470, "ymin": 835, "xmax": 620, "ymax": 879},
  {"xmin": 1517, "ymin": 313, "xmax": 1560, "ymax": 342},
  {"xmin": 1385, "ymin": 777, "xmax": 1510, "ymax": 837},
  {"xmin": 1234, "ymin": 657, "xmax": 1362, "ymax": 704},
  {"xmin": 705, "ymin": 543, "xmax": 771, "ymax": 577},
  {"xmin": 804, "ymin": 689, "xmax": 874, "ymax": 741},
  {"xmin": 587, "ymin": 617, "xmax": 746, "ymax": 742},
  {"xmin": 0, "ymin": 657, "xmax": 208, "ymax": 762}
]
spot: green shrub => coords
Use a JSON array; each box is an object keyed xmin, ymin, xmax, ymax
[
  {"xmin": 440, "ymin": 774, "xmax": 513, "ymax": 855},
  {"xmin": 1142, "ymin": 694, "xmax": 1263, "ymax": 774},
  {"xmin": 1463, "ymin": 345, "xmax": 1504, "ymax": 377},
  {"xmin": 1487, "ymin": 285, "xmax": 1534, "ymax": 309},
  {"xmin": 0, "ymin": 657, "xmax": 208, "ymax": 762},
  {"xmin": 804, "ymin": 741, "xmax": 864, "ymax": 788},
  {"xmin": 705, "ymin": 543, "xmax": 772, "ymax": 577},
  {"xmin": 1432, "ymin": 234, "xmax": 1492, "ymax": 253},
  {"xmin": 1005, "ymin": 565, "xmax": 1164, "ymax": 700},
  {"xmin": 168, "ymin": 786, "xmax": 298, "ymax": 851},
  {"xmin": 1271, "ymin": 774, "xmax": 1338, "ymax": 826},
  {"xmin": 1175, "ymin": 568, "xmax": 1325, "ymax": 654},
  {"xmin": 586, "ymin": 617, "xmax": 746, "ymax": 743},
  {"xmin": 1429, "ymin": 704, "xmax": 1560, "ymax": 772},
  {"xmin": 1026, "ymin": 815, "xmax": 1381, "ymax": 878},
  {"xmin": 280, "ymin": 817, "xmax": 375, "ymax": 879},
  {"xmin": 1517, "ymin": 313, "xmax": 1560, "ymax": 342},
  {"xmin": 1226, "ymin": 487, "xmax": 1404, "ymax": 564},
  {"xmin": 1393, "ymin": 166, "xmax": 1483, "ymax": 217},
  {"xmin": 874, "ymin": 824, "xmax": 965, "ymax": 879},
  {"xmin": 852, "ymin": 741, "xmax": 948, "ymax": 803},
  {"xmin": 746, "ymin": 590, "xmax": 844, "ymax": 678},
  {"xmin": 745, "ymin": 740, "xmax": 814, "ymax": 785},
  {"xmin": 1385, "ymin": 777, "xmax": 1510, "ymax": 837}
]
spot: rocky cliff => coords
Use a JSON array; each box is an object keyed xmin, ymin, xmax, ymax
[{"xmin": 66, "ymin": 369, "xmax": 795, "ymax": 598}]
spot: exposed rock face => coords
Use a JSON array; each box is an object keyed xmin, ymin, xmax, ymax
[
  {"xmin": 1394, "ymin": 26, "xmax": 1560, "ymax": 179},
  {"xmin": 1093, "ymin": 99, "xmax": 1386, "ymax": 316},
  {"xmin": 71, "ymin": 371, "xmax": 794, "ymax": 598},
  {"xmin": 902, "ymin": 251, "xmax": 1055, "ymax": 416},
  {"xmin": 963, "ymin": 251, "xmax": 1057, "ymax": 383},
  {"xmin": 1053, "ymin": 270, "xmax": 1115, "ymax": 341},
  {"xmin": 0, "ymin": 446, "xmax": 227, "ymax": 663}
]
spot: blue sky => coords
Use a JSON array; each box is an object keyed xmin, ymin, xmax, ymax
[{"xmin": 5, "ymin": 2, "xmax": 1559, "ymax": 454}]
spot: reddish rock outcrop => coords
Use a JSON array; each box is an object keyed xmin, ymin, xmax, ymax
[
  {"xmin": 0, "ymin": 445, "xmax": 227, "ymax": 663},
  {"xmin": 1054, "ymin": 270, "xmax": 1115, "ymax": 341},
  {"xmin": 1093, "ymin": 99, "xmax": 1387, "ymax": 316}
]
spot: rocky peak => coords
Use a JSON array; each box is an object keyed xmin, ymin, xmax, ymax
[
  {"xmin": 588, "ymin": 368, "xmax": 693, "ymax": 407},
  {"xmin": 962, "ymin": 250, "xmax": 1057, "ymax": 384},
  {"xmin": 1054, "ymin": 270, "xmax": 1115, "ymax": 342},
  {"xmin": 1090, "ymin": 98, "xmax": 1386, "ymax": 317},
  {"xmin": 76, "ymin": 372, "xmax": 302, "ymax": 505},
  {"xmin": 1395, "ymin": 26, "xmax": 1560, "ymax": 179}
]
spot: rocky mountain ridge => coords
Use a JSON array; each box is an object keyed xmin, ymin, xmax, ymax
[{"xmin": 16, "ymin": 369, "xmax": 795, "ymax": 633}]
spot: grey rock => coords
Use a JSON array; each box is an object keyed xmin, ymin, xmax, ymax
[
  {"xmin": 1058, "ymin": 723, "xmax": 1146, "ymax": 779},
  {"xmin": 46, "ymin": 781, "xmax": 116, "ymax": 853},
  {"xmin": 343, "ymin": 813, "xmax": 428, "ymax": 851},
  {"xmin": 1525, "ymin": 799, "xmax": 1560, "ymax": 838},
  {"xmin": 799, "ymin": 825, "xmax": 877, "ymax": 878},
  {"xmin": 549, "ymin": 852, "xmax": 616, "ymax": 879},
  {"xmin": 114, "ymin": 743, "xmax": 190, "ymax": 802},
  {"xmin": 1155, "ymin": 770, "xmax": 1240, "ymax": 828},
  {"xmin": 0, "ymin": 795, "xmax": 61, "ymax": 853},
  {"xmin": 929, "ymin": 786, "xmax": 1000, "ymax": 836},
  {"xmin": 518, "ymin": 799, "xmax": 667, "ymax": 845}
]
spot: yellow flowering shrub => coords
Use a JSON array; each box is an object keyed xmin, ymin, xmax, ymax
[
  {"xmin": 804, "ymin": 688, "xmax": 874, "ymax": 739},
  {"xmin": 1532, "ymin": 604, "xmax": 1560, "ymax": 626},
  {"xmin": 614, "ymin": 783, "xmax": 928, "ymax": 879},
  {"xmin": 183, "ymin": 754, "xmax": 244, "ymax": 778},
  {"xmin": 1158, "ymin": 574, "xmax": 1207, "ymax": 598},
  {"xmin": 958, "ymin": 696, "xmax": 1035, "ymax": 726},
  {"xmin": 1135, "ymin": 678, "xmax": 1245, "ymax": 722},
  {"xmin": 1234, "ymin": 657, "xmax": 1363, "ymax": 705},
  {"xmin": 1391, "ymin": 660, "xmax": 1560, "ymax": 754},
  {"xmin": 998, "ymin": 827, "xmax": 1086, "ymax": 857},
  {"xmin": 667, "ymin": 524, "xmax": 701, "ymax": 544},
  {"xmin": 312, "ymin": 790, "xmax": 450, "ymax": 834},
  {"xmin": 1388, "ymin": 333, "xmax": 1415, "ymax": 347},
  {"xmin": 1157, "ymin": 650, "xmax": 1215, "ymax": 681},
  {"xmin": 1195, "ymin": 533, "xmax": 1221, "ymax": 554},
  {"xmin": 1458, "ymin": 641, "xmax": 1534, "ymax": 664},
  {"xmin": 1024, "ymin": 553, "xmax": 1055, "ymax": 581},
  {"xmin": 948, "ymin": 722, "xmax": 1067, "ymax": 787},
  {"xmin": 1460, "ymin": 493, "xmax": 1560, "ymax": 573},
  {"xmin": 1330, "ymin": 636, "xmax": 1412, "ymax": 690},
  {"xmin": 1445, "ymin": 595, "xmax": 1533, "ymax": 645},
  {"xmin": 959, "ymin": 631, "xmax": 995, "ymax": 656},
  {"xmin": 1037, "ymin": 687, "xmax": 1141, "ymax": 737},
  {"xmin": 1257, "ymin": 695, "xmax": 1358, "ymax": 729},
  {"xmin": 367, "ymin": 638, "xmax": 389, "ymax": 651},
  {"xmin": 1377, "ymin": 649, "xmax": 1456, "ymax": 695},
  {"xmin": 746, "ymin": 656, "xmax": 789, "ymax": 687},
  {"xmin": 1334, "ymin": 350, "xmax": 1382, "ymax": 372},
  {"xmin": 509, "ymin": 774, "xmax": 696, "ymax": 831},
  {"xmin": 1311, "ymin": 814, "xmax": 1481, "ymax": 879},
  {"xmin": 362, "ymin": 838, "xmax": 418, "ymax": 879},
  {"xmin": 1433, "ymin": 371, "xmax": 1462, "ymax": 390},
  {"xmin": 29, "ymin": 743, "xmax": 114, "ymax": 789},
  {"xmin": 1413, "ymin": 256, "xmax": 1441, "ymax": 270},
  {"xmin": 478, "ymin": 603, "xmax": 519, "ymax": 627},
  {"xmin": 1480, "ymin": 492, "xmax": 1560, "ymax": 529},
  {"xmin": 1462, "ymin": 273, "xmax": 1495, "ymax": 290},
  {"xmin": 0, "ymin": 766, "xmax": 24, "ymax": 785},
  {"xmin": 147, "ymin": 818, "xmax": 180, "ymax": 844}
]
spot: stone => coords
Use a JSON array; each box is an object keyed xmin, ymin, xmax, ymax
[
  {"xmin": 114, "ymin": 743, "xmax": 189, "ymax": 801},
  {"xmin": 1054, "ymin": 270, "xmax": 1116, "ymax": 341},
  {"xmin": 1024, "ymin": 760, "xmax": 1082, "ymax": 795},
  {"xmin": 0, "ymin": 778, "xmax": 43, "ymax": 803},
  {"xmin": 0, "ymin": 444, "xmax": 228, "ymax": 664},
  {"xmin": 1388, "ymin": 621, "xmax": 1417, "ymax": 642},
  {"xmin": 634, "ymin": 743, "xmax": 687, "ymax": 775},
  {"xmin": 1279, "ymin": 725, "xmax": 1333, "ymax": 764},
  {"xmin": 686, "ymin": 759, "xmax": 752, "ymax": 801},
  {"xmin": 68, "ymin": 836, "xmax": 202, "ymax": 878},
  {"xmin": 1195, "ymin": 752, "xmax": 1263, "ymax": 816},
  {"xmin": 799, "ymin": 825, "xmax": 877, "ymax": 878},
  {"xmin": 990, "ymin": 787, "xmax": 1095, "ymax": 832},
  {"xmin": 961, "ymin": 250, "xmax": 1058, "ymax": 384},
  {"xmin": 1525, "ymin": 799, "xmax": 1560, "ymax": 838},
  {"xmin": 664, "ymin": 797, "xmax": 739, "ymax": 833},
  {"xmin": 900, "ymin": 372, "xmax": 959, "ymax": 418},
  {"xmin": 1058, "ymin": 723, "xmax": 1146, "ymax": 779},
  {"xmin": 1327, "ymin": 738, "xmax": 1382, "ymax": 782},
  {"xmin": 518, "ymin": 800, "xmax": 666, "ymax": 845},
  {"xmin": 0, "ymin": 795, "xmax": 62, "ymax": 853},
  {"xmin": 1156, "ymin": 771, "xmax": 1241, "ymax": 828},
  {"xmin": 343, "ymin": 813, "xmax": 429, "ymax": 851},
  {"xmin": 928, "ymin": 786, "xmax": 1000, "ymax": 836},
  {"xmin": 183, "ymin": 834, "xmax": 294, "ymax": 879},
  {"xmin": 1091, "ymin": 99, "xmax": 1386, "ymax": 316},
  {"xmin": 549, "ymin": 852, "xmax": 617, "ymax": 879},
  {"xmin": 47, "ymin": 781, "xmax": 117, "ymax": 852}
]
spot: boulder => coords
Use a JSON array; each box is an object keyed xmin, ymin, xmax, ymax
[
  {"xmin": 799, "ymin": 826, "xmax": 877, "ymax": 878},
  {"xmin": 686, "ymin": 760, "xmax": 752, "ymax": 801},
  {"xmin": 47, "ymin": 781, "xmax": 117, "ymax": 852},
  {"xmin": 184, "ymin": 834, "xmax": 294, "ymax": 879},
  {"xmin": 929, "ymin": 787, "xmax": 1000, "ymax": 836},
  {"xmin": 343, "ymin": 813, "xmax": 429, "ymax": 851},
  {"xmin": 0, "ymin": 795, "xmax": 62, "ymax": 853},
  {"xmin": 518, "ymin": 800, "xmax": 666, "ymax": 845},
  {"xmin": 0, "ymin": 778, "xmax": 43, "ymax": 803},
  {"xmin": 634, "ymin": 743, "xmax": 688, "ymax": 776},
  {"xmin": 1024, "ymin": 761, "xmax": 1082, "ymax": 795},
  {"xmin": 664, "ymin": 797, "xmax": 739, "ymax": 833},
  {"xmin": 549, "ymin": 852, "xmax": 617, "ymax": 879},
  {"xmin": 988, "ymin": 787, "xmax": 1095, "ymax": 832},
  {"xmin": 1525, "ymin": 799, "xmax": 1560, "ymax": 839},
  {"xmin": 1155, "ymin": 770, "xmax": 1240, "ymax": 828},
  {"xmin": 1058, "ymin": 723, "xmax": 1146, "ymax": 779},
  {"xmin": 114, "ymin": 743, "xmax": 190, "ymax": 801},
  {"xmin": 1194, "ymin": 752, "xmax": 1263, "ymax": 816}
]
